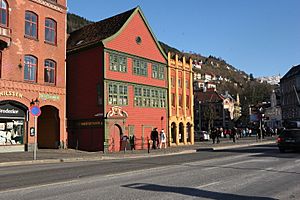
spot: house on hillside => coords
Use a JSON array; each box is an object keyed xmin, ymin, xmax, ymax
[
  {"xmin": 194, "ymin": 90, "xmax": 225, "ymax": 132},
  {"xmin": 280, "ymin": 64, "xmax": 300, "ymax": 123},
  {"xmin": 67, "ymin": 7, "xmax": 168, "ymax": 152},
  {"xmin": 264, "ymin": 87, "xmax": 282, "ymax": 128},
  {"xmin": 0, "ymin": 0, "xmax": 67, "ymax": 152}
]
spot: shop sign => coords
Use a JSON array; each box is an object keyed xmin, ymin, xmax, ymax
[
  {"xmin": 0, "ymin": 103, "xmax": 25, "ymax": 118},
  {"xmin": 39, "ymin": 93, "xmax": 60, "ymax": 101},
  {"xmin": 69, "ymin": 119, "xmax": 103, "ymax": 129},
  {"xmin": 0, "ymin": 91, "xmax": 23, "ymax": 98}
]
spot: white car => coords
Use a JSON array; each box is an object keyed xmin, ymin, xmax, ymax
[{"xmin": 195, "ymin": 131, "xmax": 210, "ymax": 141}]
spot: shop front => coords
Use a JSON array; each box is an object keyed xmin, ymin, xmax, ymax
[{"xmin": 0, "ymin": 100, "xmax": 28, "ymax": 152}]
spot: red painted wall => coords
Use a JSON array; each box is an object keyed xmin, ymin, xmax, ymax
[
  {"xmin": 67, "ymin": 46, "xmax": 104, "ymax": 119},
  {"xmin": 67, "ymin": 47, "xmax": 104, "ymax": 151},
  {"xmin": 105, "ymin": 12, "xmax": 165, "ymax": 63},
  {"xmin": 104, "ymin": 11, "xmax": 168, "ymax": 150}
]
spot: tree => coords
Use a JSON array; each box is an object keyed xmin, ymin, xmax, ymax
[{"xmin": 203, "ymin": 103, "xmax": 217, "ymax": 134}]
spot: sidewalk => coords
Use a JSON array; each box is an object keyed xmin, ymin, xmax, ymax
[{"xmin": 0, "ymin": 136, "xmax": 276, "ymax": 167}]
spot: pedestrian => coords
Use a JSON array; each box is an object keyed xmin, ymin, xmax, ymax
[
  {"xmin": 231, "ymin": 127, "xmax": 237, "ymax": 143},
  {"xmin": 150, "ymin": 128, "xmax": 158, "ymax": 149},
  {"xmin": 121, "ymin": 134, "xmax": 129, "ymax": 152},
  {"xmin": 216, "ymin": 128, "xmax": 220, "ymax": 143},
  {"xmin": 211, "ymin": 128, "xmax": 216, "ymax": 144},
  {"xmin": 159, "ymin": 129, "xmax": 167, "ymax": 149},
  {"xmin": 130, "ymin": 135, "xmax": 135, "ymax": 150}
]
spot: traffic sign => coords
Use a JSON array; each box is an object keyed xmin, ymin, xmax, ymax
[{"xmin": 30, "ymin": 105, "xmax": 41, "ymax": 116}]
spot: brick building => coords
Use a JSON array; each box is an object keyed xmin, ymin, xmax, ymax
[
  {"xmin": 0, "ymin": 0, "xmax": 67, "ymax": 152},
  {"xmin": 67, "ymin": 7, "xmax": 168, "ymax": 152},
  {"xmin": 168, "ymin": 53, "xmax": 194, "ymax": 145}
]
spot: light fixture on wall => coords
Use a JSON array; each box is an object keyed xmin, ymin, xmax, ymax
[
  {"xmin": 30, "ymin": 98, "xmax": 40, "ymax": 106},
  {"xmin": 18, "ymin": 58, "xmax": 22, "ymax": 68}
]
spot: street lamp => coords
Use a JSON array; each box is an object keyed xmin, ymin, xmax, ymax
[
  {"xmin": 259, "ymin": 107, "xmax": 263, "ymax": 142},
  {"xmin": 198, "ymin": 101, "xmax": 201, "ymax": 132}
]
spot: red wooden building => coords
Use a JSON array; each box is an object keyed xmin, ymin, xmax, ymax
[
  {"xmin": 0, "ymin": 0, "xmax": 67, "ymax": 152},
  {"xmin": 67, "ymin": 7, "xmax": 168, "ymax": 152}
]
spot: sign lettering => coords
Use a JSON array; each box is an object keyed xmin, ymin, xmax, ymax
[{"xmin": 0, "ymin": 91, "xmax": 23, "ymax": 98}]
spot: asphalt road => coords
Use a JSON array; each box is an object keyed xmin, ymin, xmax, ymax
[{"xmin": 0, "ymin": 144, "xmax": 299, "ymax": 200}]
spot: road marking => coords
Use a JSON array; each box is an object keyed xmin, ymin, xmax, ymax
[
  {"xmin": 197, "ymin": 181, "xmax": 220, "ymax": 188},
  {"xmin": 104, "ymin": 165, "xmax": 177, "ymax": 178},
  {"xmin": 0, "ymin": 180, "xmax": 78, "ymax": 194},
  {"xmin": 295, "ymin": 159, "xmax": 300, "ymax": 163}
]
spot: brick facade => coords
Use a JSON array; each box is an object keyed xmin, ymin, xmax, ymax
[{"xmin": 0, "ymin": 0, "xmax": 67, "ymax": 152}]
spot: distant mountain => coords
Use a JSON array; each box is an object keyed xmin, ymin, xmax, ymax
[{"xmin": 256, "ymin": 75, "xmax": 281, "ymax": 85}]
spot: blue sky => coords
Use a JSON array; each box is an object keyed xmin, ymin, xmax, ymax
[{"xmin": 67, "ymin": 0, "xmax": 300, "ymax": 78}]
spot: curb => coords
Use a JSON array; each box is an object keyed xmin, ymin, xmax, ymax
[
  {"xmin": 0, "ymin": 141, "xmax": 276, "ymax": 167},
  {"xmin": 212, "ymin": 141, "xmax": 276, "ymax": 150}
]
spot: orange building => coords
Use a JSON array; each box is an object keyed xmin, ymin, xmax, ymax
[
  {"xmin": 168, "ymin": 52, "xmax": 194, "ymax": 145},
  {"xmin": 0, "ymin": 0, "xmax": 67, "ymax": 152}
]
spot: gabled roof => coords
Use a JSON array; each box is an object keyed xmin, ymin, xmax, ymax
[
  {"xmin": 67, "ymin": 6, "xmax": 167, "ymax": 58},
  {"xmin": 67, "ymin": 8, "xmax": 135, "ymax": 51},
  {"xmin": 281, "ymin": 64, "xmax": 300, "ymax": 80},
  {"xmin": 195, "ymin": 91, "xmax": 223, "ymax": 103}
]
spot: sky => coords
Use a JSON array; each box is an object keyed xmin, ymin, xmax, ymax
[{"xmin": 67, "ymin": 0, "xmax": 300, "ymax": 78}]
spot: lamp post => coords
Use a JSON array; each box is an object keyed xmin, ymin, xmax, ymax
[
  {"xmin": 259, "ymin": 107, "xmax": 263, "ymax": 142},
  {"xmin": 198, "ymin": 101, "xmax": 201, "ymax": 132}
]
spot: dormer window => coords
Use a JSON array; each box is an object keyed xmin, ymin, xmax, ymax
[{"xmin": 0, "ymin": 0, "xmax": 8, "ymax": 27}]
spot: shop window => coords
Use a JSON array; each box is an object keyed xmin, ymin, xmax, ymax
[
  {"xmin": 0, "ymin": 103, "xmax": 26, "ymax": 146},
  {"xmin": 25, "ymin": 11, "xmax": 38, "ymax": 39},
  {"xmin": 24, "ymin": 55, "xmax": 37, "ymax": 82},
  {"xmin": 44, "ymin": 59, "xmax": 56, "ymax": 84},
  {"xmin": 0, "ymin": 0, "xmax": 8, "ymax": 27},
  {"xmin": 45, "ymin": 18, "xmax": 56, "ymax": 44}
]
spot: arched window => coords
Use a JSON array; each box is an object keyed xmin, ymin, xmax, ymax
[
  {"xmin": 25, "ymin": 11, "xmax": 38, "ymax": 39},
  {"xmin": 24, "ymin": 55, "xmax": 37, "ymax": 82},
  {"xmin": 45, "ymin": 18, "xmax": 56, "ymax": 44},
  {"xmin": 0, "ymin": 0, "xmax": 7, "ymax": 27},
  {"xmin": 44, "ymin": 59, "xmax": 56, "ymax": 84}
]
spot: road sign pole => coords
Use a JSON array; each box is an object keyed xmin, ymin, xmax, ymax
[{"xmin": 33, "ymin": 116, "xmax": 37, "ymax": 160}]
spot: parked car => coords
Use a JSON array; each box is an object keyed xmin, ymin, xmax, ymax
[
  {"xmin": 194, "ymin": 131, "xmax": 210, "ymax": 141},
  {"xmin": 277, "ymin": 129, "xmax": 300, "ymax": 153}
]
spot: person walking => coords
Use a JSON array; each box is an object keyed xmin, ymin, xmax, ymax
[
  {"xmin": 231, "ymin": 127, "xmax": 237, "ymax": 143},
  {"xmin": 129, "ymin": 135, "xmax": 135, "ymax": 150},
  {"xmin": 211, "ymin": 128, "xmax": 216, "ymax": 144},
  {"xmin": 151, "ymin": 128, "xmax": 159, "ymax": 149},
  {"xmin": 216, "ymin": 128, "xmax": 221, "ymax": 144},
  {"xmin": 159, "ymin": 129, "xmax": 167, "ymax": 149}
]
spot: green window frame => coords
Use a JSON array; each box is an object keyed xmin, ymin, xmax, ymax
[
  {"xmin": 108, "ymin": 82, "xmax": 128, "ymax": 106},
  {"xmin": 152, "ymin": 63, "xmax": 165, "ymax": 80},
  {"xmin": 109, "ymin": 53, "xmax": 127, "ymax": 72},
  {"xmin": 133, "ymin": 59, "xmax": 147, "ymax": 76},
  {"xmin": 134, "ymin": 86, "xmax": 166, "ymax": 108}
]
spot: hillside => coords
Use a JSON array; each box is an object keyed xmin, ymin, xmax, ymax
[{"xmin": 67, "ymin": 13, "xmax": 93, "ymax": 34}]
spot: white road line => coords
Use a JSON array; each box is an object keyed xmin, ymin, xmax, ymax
[
  {"xmin": 196, "ymin": 181, "xmax": 220, "ymax": 188},
  {"xmin": 0, "ymin": 180, "xmax": 78, "ymax": 194}
]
